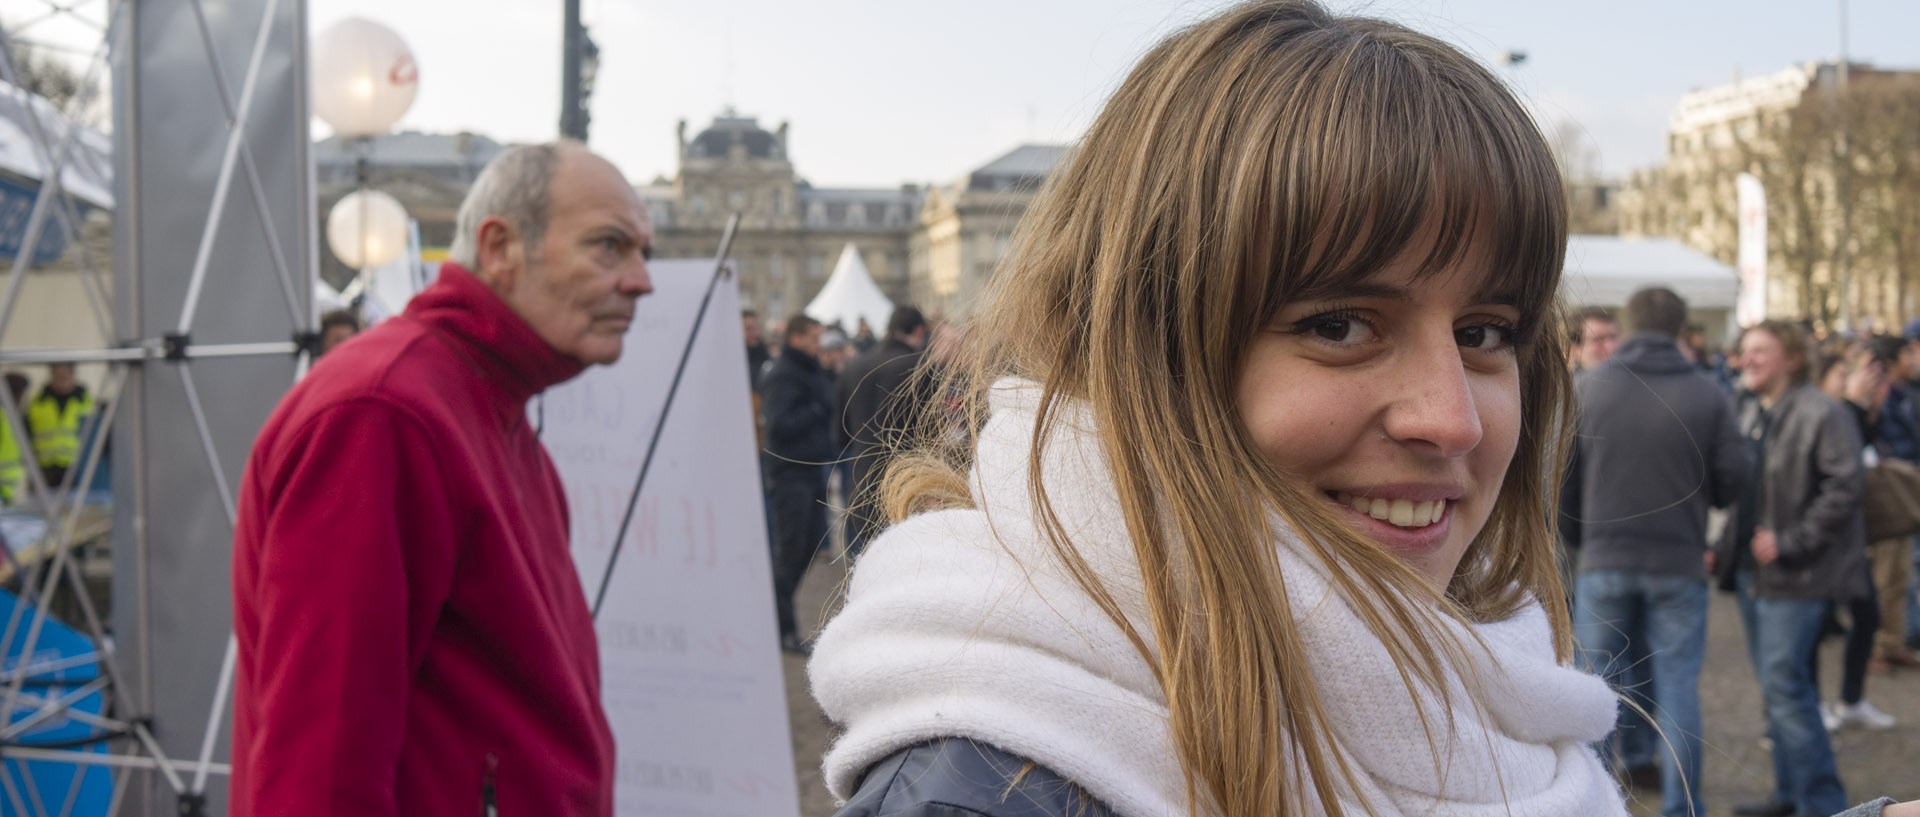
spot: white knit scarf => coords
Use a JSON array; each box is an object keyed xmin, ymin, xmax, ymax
[{"xmin": 809, "ymin": 381, "xmax": 1627, "ymax": 817}]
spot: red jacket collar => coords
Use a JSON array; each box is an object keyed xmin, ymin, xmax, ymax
[{"xmin": 404, "ymin": 262, "xmax": 586, "ymax": 401}]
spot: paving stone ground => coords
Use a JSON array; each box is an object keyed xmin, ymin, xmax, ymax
[{"xmin": 778, "ymin": 515, "xmax": 1920, "ymax": 817}]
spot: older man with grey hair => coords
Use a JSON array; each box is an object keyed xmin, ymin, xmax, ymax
[{"xmin": 231, "ymin": 141, "xmax": 651, "ymax": 817}]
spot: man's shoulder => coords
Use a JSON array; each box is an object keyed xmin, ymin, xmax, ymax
[
  {"xmin": 1580, "ymin": 356, "xmax": 1726, "ymax": 405},
  {"xmin": 872, "ymin": 348, "xmax": 925, "ymax": 375},
  {"xmin": 271, "ymin": 320, "xmax": 463, "ymax": 432}
]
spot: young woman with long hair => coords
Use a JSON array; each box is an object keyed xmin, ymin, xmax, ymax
[{"xmin": 808, "ymin": 3, "xmax": 1914, "ymax": 815}]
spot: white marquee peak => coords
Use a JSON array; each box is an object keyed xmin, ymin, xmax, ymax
[{"xmin": 805, "ymin": 242, "xmax": 896, "ymax": 334}]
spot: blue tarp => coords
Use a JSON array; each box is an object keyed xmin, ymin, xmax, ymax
[
  {"xmin": 0, "ymin": 589, "xmax": 112, "ymax": 817},
  {"xmin": 0, "ymin": 173, "xmax": 87, "ymax": 267}
]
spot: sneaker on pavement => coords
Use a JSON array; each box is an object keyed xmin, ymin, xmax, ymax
[
  {"xmin": 1833, "ymin": 699, "xmax": 1898, "ymax": 730},
  {"xmin": 1819, "ymin": 701, "xmax": 1841, "ymax": 731}
]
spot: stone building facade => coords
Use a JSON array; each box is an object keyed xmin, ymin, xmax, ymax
[
  {"xmin": 644, "ymin": 112, "xmax": 1068, "ymax": 323},
  {"xmin": 641, "ymin": 112, "xmax": 921, "ymax": 323},
  {"xmin": 910, "ymin": 145, "xmax": 1066, "ymax": 320},
  {"xmin": 1618, "ymin": 61, "xmax": 1920, "ymax": 326},
  {"xmin": 312, "ymin": 116, "xmax": 1072, "ymax": 325}
]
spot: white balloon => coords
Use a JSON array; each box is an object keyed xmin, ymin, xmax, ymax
[
  {"xmin": 327, "ymin": 190, "xmax": 410, "ymax": 270},
  {"xmin": 312, "ymin": 17, "xmax": 419, "ymax": 137}
]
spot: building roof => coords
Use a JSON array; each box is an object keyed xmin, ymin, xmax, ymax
[
  {"xmin": 0, "ymin": 78, "xmax": 113, "ymax": 209},
  {"xmin": 966, "ymin": 144, "xmax": 1070, "ymax": 191},
  {"xmin": 687, "ymin": 113, "xmax": 783, "ymax": 160},
  {"xmin": 312, "ymin": 130, "xmax": 506, "ymax": 171}
]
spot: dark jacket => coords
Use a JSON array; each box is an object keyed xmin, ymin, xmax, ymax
[
  {"xmin": 1712, "ymin": 382, "xmax": 1870, "ymax": 601},
  {"xmin": 1561, "ymin": 333, "xmax": 1751, "ymax": 579},
  {"xmin": 836, "ymin": 738, "xmax": 1115, "ymax": 817},
  {"xmin": 834, "ymin": 339, "xmax": 931, "ymax": 539},
  {"xmin": 761, "ymin": 345, "xmax": 835, "ymax": 470},
  {"xmin": 746, "ymin": 342, "xmax": 772, "ymax": 392},
  {"xmin": 1877, "ymin": 382, "xmax": 1920, "ymax": 462}
]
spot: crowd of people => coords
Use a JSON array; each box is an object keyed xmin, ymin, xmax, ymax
[
  {"xmin": 0, "ymin": 361, "xmax": 102, "ymax": 505},
  {"xmin": 1563, "ymin": 292, "xmax": 1920, "ymax": 817},
  {"xmin": 219, "ymin": 2, "xmax": 1920, "ymax": 815},
  {"xmin": 743, "ymin": 303, "xmax": 948, "ymax": 655}
]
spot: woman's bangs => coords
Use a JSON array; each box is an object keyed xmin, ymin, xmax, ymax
[{"xmin": 1255, "ymin": 35, "xmax": 1566, "ymax": 331}]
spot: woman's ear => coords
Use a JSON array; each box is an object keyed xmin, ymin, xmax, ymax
[{"xmin": 472, "ymin": 216, "xmax": 523, "ymax": 293}]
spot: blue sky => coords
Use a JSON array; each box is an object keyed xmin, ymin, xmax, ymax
[{"xmin": 11, "ymin": 0, "xmax": 1920, "ymax": 188}]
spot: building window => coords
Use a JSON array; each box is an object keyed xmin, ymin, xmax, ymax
[
  {"xmin": 809, "ymin": 253, "xmax": 825, "ymax": 279},
  {"xmin": 994, "ymin": 233, "xmax": 1011, "ymax": 259},
  {"xmin": 770, "ymin": 253, "xmax": 784, "ymax": 281},
  {"xmin": 846, "ymin": 203, "xmax": 867, "ymax": 228},
  {"xmin": 729, "ymin": 189, "xmax": 747, "ymax": 211},
  {"xmin": 691, "ymin": 193, "xmax": 707, "ymax": 215},
  {"xmin": 883, "ymin": 203, "xmax": 902, "ymax": 226},
  {"xmin": 807, "ymin": 201, "xmax": 828, "ymax": 227},
  {"xmin": 773, "ymin": 190, "xmax": 785, "ymax": 215}
]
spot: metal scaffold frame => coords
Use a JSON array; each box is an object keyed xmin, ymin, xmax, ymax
[{"xmin": 0, "ymin": 0, "xmax": 313, "ymax": 813}]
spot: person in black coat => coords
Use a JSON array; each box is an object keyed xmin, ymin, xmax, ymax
[
  {"xmin": 761, "ymin": 314, "xmax": 835, "ymax": 653},
  {"xmin": 835, "ymin": 306, "xmax": 933, "ymax": 557},
  {"xmin": 742, "ymin": 309, "xmax": 772, "ymax": 391}
]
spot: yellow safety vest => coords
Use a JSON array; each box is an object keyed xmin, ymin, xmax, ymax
[
  {"xmin": 28, "ymin": 390, "xmax": 93, "ymax": 470},
  {"xmin": 0, "ymin": 416, "xmax": 22, "ymax": 504}
]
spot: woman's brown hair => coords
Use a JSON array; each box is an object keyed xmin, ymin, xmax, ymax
[{"xmin": 882, "ymin": 2, "xmax": 1571, "ymax": 813}]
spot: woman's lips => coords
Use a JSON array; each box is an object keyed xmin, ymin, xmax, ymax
[
  {"xmin": 1324, "ymin": 491, "xmax": 1454, "ymax": 552},
  {"xmin": 1332, "ymin": 491, "xmax": 1446, "ymax": 528}
]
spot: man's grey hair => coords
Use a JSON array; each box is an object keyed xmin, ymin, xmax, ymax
[{"xmin": 446, "ymin": 142, "xmax": 571, "ymax": 270}]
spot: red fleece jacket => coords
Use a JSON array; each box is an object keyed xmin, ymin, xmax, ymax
[{"xmin": 232, "ymin": 264, "xmax": 613, "ymax": 817}]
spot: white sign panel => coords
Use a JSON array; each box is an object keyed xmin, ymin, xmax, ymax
[
  {"xmin": 1736, "ymin": 172, "xmax": 1768, "ymax": 328},
  {"xmin": 542, "ymin": 259, "xmax": 799, "ymax": 817}
]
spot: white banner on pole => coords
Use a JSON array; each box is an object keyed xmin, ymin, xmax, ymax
[
  {"xmin": 1736, "ymin": 172, "xmax": 1768, "ymax": 327},
  {"xmin": 543, "ymin": 259, "xmax": 800, "ymax": 817}
]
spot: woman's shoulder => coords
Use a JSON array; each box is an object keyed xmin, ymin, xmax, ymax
[{"xmin": 834, "ymin": 738, "xmax": 1118, "ymax": 817}]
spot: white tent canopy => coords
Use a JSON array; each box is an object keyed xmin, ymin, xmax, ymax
[
  {"xmin": 806, "ymin": 242, "xmax": 896, "ymax": 333},
  {"xmin": 1560, "ymin": 235, "xmax": 1738, "ymax": 310}
]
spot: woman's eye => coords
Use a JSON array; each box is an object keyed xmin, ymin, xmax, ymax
[
  {"xmin": 1456, "ymin": 323, "xmax": 1513, "ymax": 351},
  {"xmin": 1295, "ymin": 313, "xmax": 1376, "ymax": 345}
]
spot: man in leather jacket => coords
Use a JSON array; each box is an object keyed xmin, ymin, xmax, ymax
[{"xmin": 1713, "ymin": 321, "xmax": 1864, "ymax": 817}]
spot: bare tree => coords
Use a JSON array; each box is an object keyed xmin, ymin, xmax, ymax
[
  {"xmin": 0, "ymin": 28, "xmax": 103, "ymax": 125},
  {"xmin": 1845, "ymin": 76, "xmax": 1920, "ymax": 324},
  {"xmin": 1549, "ymin": 120, "xmax": 1617, "ymax": 235}
]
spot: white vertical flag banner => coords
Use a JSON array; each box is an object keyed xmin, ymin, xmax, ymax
[
  {"xmin": 543, "ymin": 259, "xmax": 800, "ymax": 817},
  {"xmin": 1736, "ymin": 172, "xmax": 1768, "ymax": 327}
]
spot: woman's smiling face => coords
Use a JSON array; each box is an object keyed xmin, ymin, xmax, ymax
[{"xmin": 1236, "ymin": 248, "xmax": 1525, "ymax": 590}]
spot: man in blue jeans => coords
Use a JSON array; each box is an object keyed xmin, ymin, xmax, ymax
[
  {"xmin": 1713, "ymin": 320, "xmax": 1864, "ymax": 817},
  {"xmin": 1562, "ymin": 288, "xmax": 1751, "ymax": 817}
]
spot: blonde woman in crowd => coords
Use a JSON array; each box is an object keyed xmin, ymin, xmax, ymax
[{"xmin": 807, "ymin": 3, "xmax": 1917, "ymax": 816}]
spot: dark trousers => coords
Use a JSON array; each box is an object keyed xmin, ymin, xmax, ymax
[
  {"xmin": 1814, "ymin": 593, "xmax": 1880, "ymax": 705},
  {"xmin": 767, "ymin": 463, "xmax": 826, "ymax": 640}
]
